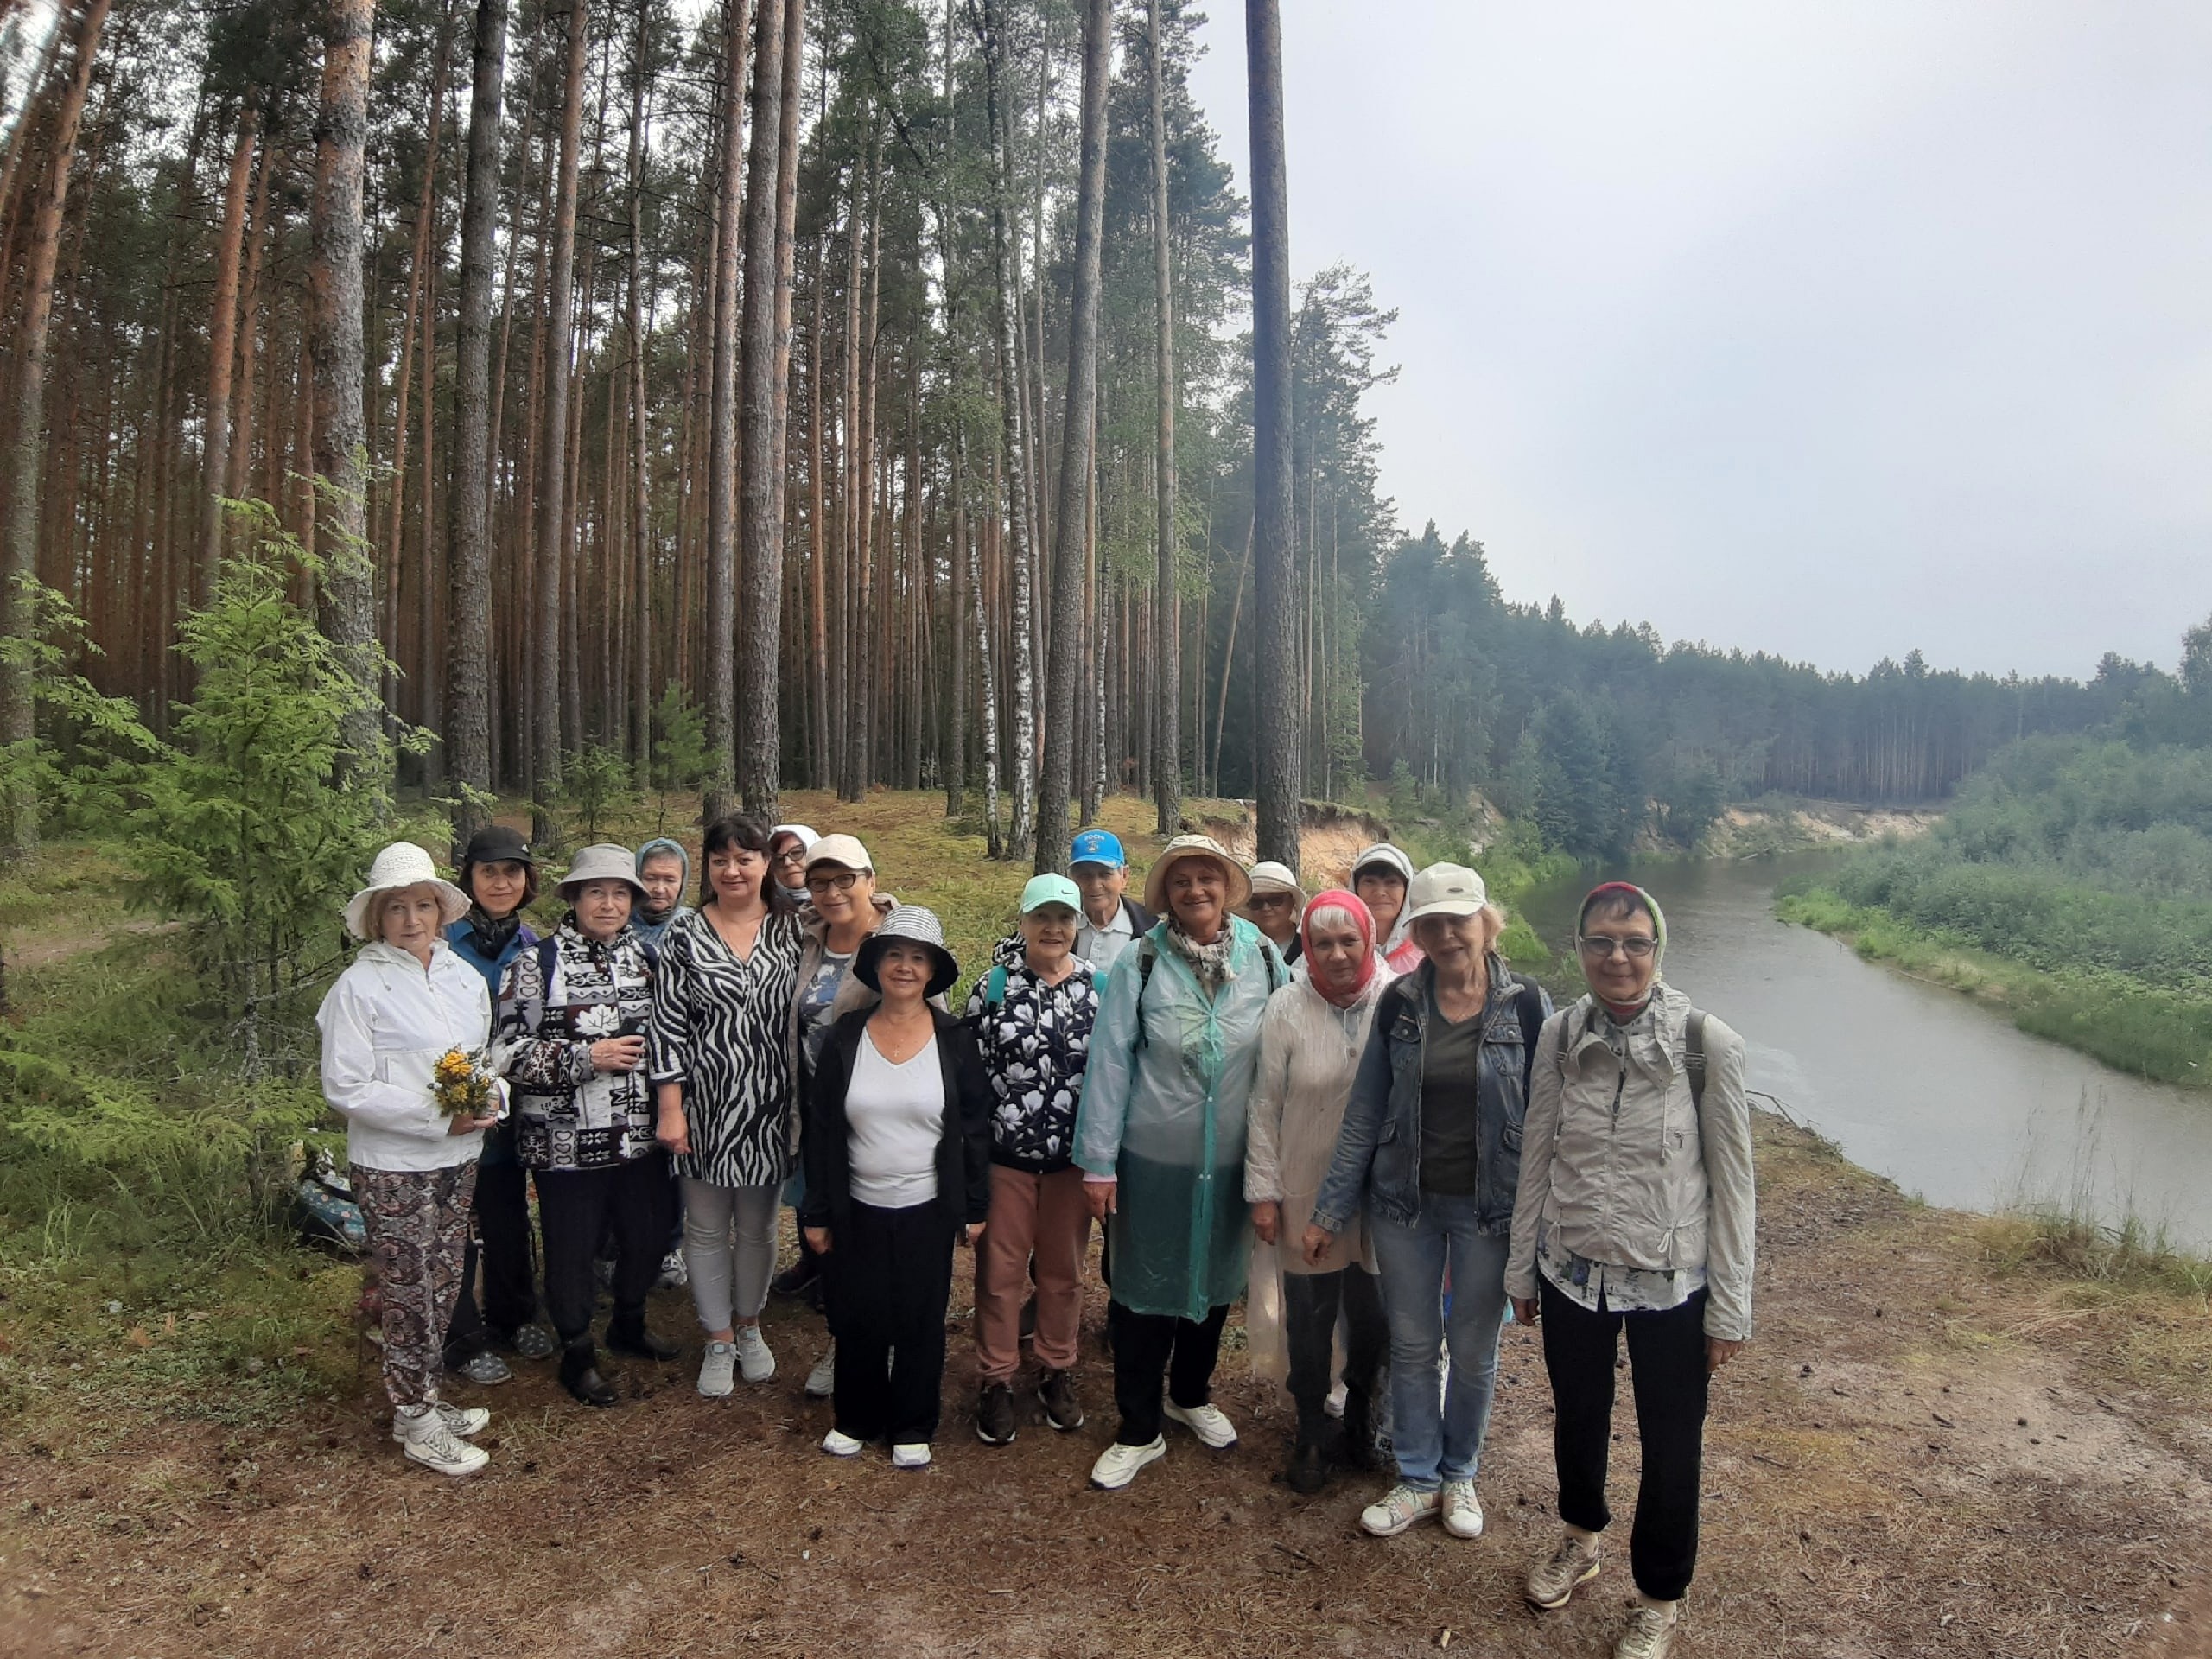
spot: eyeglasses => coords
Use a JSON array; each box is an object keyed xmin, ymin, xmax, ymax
[
  {"xmin": 772, "ymin": 849, "xmax": 806, "ymax": 868},
  {"xmin": 1577, "ymin": 935, "xmax": 1656, "ymax": 960},
  {"xmin": 805, "ymin": 870, "xmax": 862, "ymax": 895}
]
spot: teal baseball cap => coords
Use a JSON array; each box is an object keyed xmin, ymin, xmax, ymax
[
  {"xmin": 1020, "ymin": 873, "xmax": 1083, "ymax": 915},
  {"xmin": 1069, "ymin": 829, "xmax": 1126, "ymax": 868}
]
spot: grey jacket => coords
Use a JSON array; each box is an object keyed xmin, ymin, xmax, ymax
[
  {"xmin": 1311, "ymin": 955, "xmax": 1550, "ymax": 1238},
  {"xmin": 1503, "ymin": 982, "xmax": 1757, "ymax": 1342}
]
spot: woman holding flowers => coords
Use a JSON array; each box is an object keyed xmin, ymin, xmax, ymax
[{"xmin": 317, "ymin": 842, "xmax": 504, "ymax": 1478}]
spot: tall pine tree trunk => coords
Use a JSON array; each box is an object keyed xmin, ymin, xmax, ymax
[
  {"xmin": 734, "ymin": 0, "xmax": 786, "ymax": 816},
  {"xmin": 198, "ymin": 102, "xmax": 257, "ymax": 609},
  {"xmin": 1247, "ymin": 0, "xmax": 1299, "ymax": 869},
  {"xmin": 1035, "ymin": 0, "xmax": 1109, "ymax": 874},
  {"xmin": 309, "ymin": 0, "xmax": 381, "ymax": 791},
  {"xmin": 531, "ymin": 0, "xmax": 588, "ymax": 840},
  {"xmin": 2, "ymin": 0, "xmax": 110, "ymax": 852},
  {"xmin": 447, "ymin": 0, "xmax": 506, "ymax": 844},
  {"xmin": 702, "ymin": 0, "xmax": 752, "ymax": 822},
  {"xmin": 1149, "ymin": 0, "xmax": 1181, "ymax": 836},
  {"xmin": 624, "ymin": 2, "xmax": 653, "ymax": 785}
]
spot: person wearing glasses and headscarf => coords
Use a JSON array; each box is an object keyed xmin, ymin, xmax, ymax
[{"xmin": 1505, "ymin": 883, "xmax": 1755, "ymax": 1659}]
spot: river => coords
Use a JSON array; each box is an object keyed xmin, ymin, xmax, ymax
[{"xmin": 1517, "ymin": 854, "xmax": 2212, "ymax": 1252}]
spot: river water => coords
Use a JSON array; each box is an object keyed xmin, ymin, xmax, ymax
[{"xmin": 1517, "ymin": 855, "xmax": 2212, "ymax": 1251}]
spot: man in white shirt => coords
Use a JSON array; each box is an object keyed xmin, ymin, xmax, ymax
[{"xmin": 1069, "ymin": 830, "xmax": 1155, "ymax": 976}]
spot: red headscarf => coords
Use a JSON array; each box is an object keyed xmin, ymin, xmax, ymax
[{"xmin": 1300, "ymin": 889, "xmax": 1379, "ymax": 1009}]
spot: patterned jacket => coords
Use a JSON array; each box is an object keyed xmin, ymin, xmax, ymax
[
  {"xmin": 493, "ymin": 920, "xmax": 658, "ymax": 1171},
  {"xmin": 963, "ymin": 958, "xmax": 1098, "ymax": 1173}
]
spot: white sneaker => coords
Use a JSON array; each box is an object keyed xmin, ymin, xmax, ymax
[
  {"xmin": 397, "ymin": 1411, "xmax": 489, "ymax": 1477},
  {"xmin": 820, "ymin": 1427, "xmax": 865, "ymax": 1457},
  {"xmin": 804, "ymin": 1344, "xmax": 836, "ymax": 1399},
  {"xmin": 734, "ymin": 1325, "xmax": 775, "ymax": 1383},
  {"xmin": 1360, "ymin": 1482, "xmax": 1444, "ymax": 1536},
  {"xmin": 891, "ymin": 1442, "xmax": 931, "ymax": 1470},
  {"xmin": 1616, "ymin": 1599, "xmax": 1681, "ymax": 1659},
  {"xmin": 1441, "ymin": 1479, "xmax": 1484, "ymax": 1539},
  {"xmin": 389, "ymin": 1402, "xmax": 489, "ymax": 1444},
  {"xmin": 698, "ymin": 1341, "xmax": 736, "ymax": 1398},
  {"xmin": 1090, "ymin": 1436, "xmax": 1166, "ymax": 1491},
  {"xmin": 1162, "ymin": 1400, "xmax": 1238, "ymax": 1449}
]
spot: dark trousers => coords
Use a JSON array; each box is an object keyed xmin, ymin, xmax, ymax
[
  {"xmin": 1282, "ymin": 1266, "xmax": 1388, "ymax": 1433},
  {"xmin": 825, "ymin": 1198, "xmax": 955, "ymax": 1445},
  {"xmin": 444, "ymin": 1156, "xmax": 537, "ymax": 1357},
  {"xmin": 536, "ymin": 1151, "xmax": 675, "ymax": 1352},
  {"xmin": 1540, "ymin": 1277, "xmax": 1711, "ymax": 1602},
  {"xmin": 1110, "ymin": 1300, "xmax": 1230, "ymax": 1446}
]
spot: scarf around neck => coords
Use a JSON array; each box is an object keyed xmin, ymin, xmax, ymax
[
  {"xmin": 1164, "ymin": 916, "xmax": 1236, "ymax": 995},
  {"xmin": 464, "ymin": 906, "xmax": 523, "ymax": 959},
  {"xmin": 1300, "ymin": 888, "xmax": 1378, "ymax": 1009}
]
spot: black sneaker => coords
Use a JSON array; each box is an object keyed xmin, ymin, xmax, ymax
[
  {"xmin": 976, "ymin": 1382, "xmax": 1018, "ymax": 1446},
  {"xmin": 1283, "ymin": 1438, "xmax": 1330, "ymax": 1496},
  {"xmin": 1039, "ymin": 1368, "xmax": 1084, "ymax": 1432},
  {"xmin": 607, "ymin": 1325, "xmax": 680, "ymax": 1363}
]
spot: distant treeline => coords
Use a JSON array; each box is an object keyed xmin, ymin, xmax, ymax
[{"xmin": 1354, "ymin": 525, "xmax": 2212, "ymax": 855}]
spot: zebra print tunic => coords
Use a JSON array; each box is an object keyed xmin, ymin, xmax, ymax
[{"xmin": 646, "ymin": 906, "xmax": 804, "ymax": 1188}]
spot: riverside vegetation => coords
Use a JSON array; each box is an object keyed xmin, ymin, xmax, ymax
[{"xmin": 1779, "ymin": 734, "xmax": 2212, "ymax": 1087}]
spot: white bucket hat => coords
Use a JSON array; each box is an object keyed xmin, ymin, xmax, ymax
[
  {"xmin": 1403, "ymin": 862, "xmax": 1490, "ymax": 926},
  {"xmin": 344, "ymin": 842, "xmax": 471, "ymax": 941},
  {"xmin": 557, "ymin": 843, "xmax": 649, "ymax": 902},
  {"xmin": 1243, "ymin": 861, "xmax": 1306, "ymax": 907}
]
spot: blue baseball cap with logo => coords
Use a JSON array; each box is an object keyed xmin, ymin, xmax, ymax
[{"xmin": 1069, "ymin": 829, "xmax": 1127, "ymax": 869}]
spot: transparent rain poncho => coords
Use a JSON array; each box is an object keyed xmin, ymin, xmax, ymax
[{"xmin": 1075, "ymin": 917, "xmax": 1285, "ymax": 1322}]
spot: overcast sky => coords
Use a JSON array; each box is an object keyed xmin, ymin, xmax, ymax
[{"xmin": 1183, "ymin": 2, "xmax": 2212, "ymax": 681}]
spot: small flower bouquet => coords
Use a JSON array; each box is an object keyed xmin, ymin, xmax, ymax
[{"xmin": 431, "ymin": 1048, "xmax": 497, "ymax": 1119}]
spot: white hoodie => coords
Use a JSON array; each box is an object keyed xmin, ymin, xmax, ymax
[{"xmin": 317, "ymin": 939, "xmax": 493, "ymax": 1172}]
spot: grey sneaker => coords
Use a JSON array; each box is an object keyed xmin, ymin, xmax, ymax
[
  {"xmin": 448, "ymin": 1350, "xmax": 512, "ymax": 1386},
  {"xmin": 1528, "ymin": 1530, "xmax": 1603, "ymax": 1610},
  {"xmin": 804, "ymin": 1344, "xmax": 835, "ymax": 1399},
  {"xmin": 1440, "ymin": 1479, "xmax": 1484, "ymax": 1539},
  {"xmin": 1359, "ymin": 1483, "xmax": 1442, "ymax": 1537},
  {"xmin": 397, "ymin": 1408, "xmax": 489, "ymax": 1477},
  {"xmin": 698, "ymin": 1340, "xmax": 737, "ymax": 1398},
  {"xmin": 733, "ymin": 1325, "xmax": 775, "ymax": 1383},
  {"xmin": 512, "ymin": 1324, "xmax": 557, "ymax": 1361},
  {"xmin": 1616, "ymin": 1601, "xmax": 1681, "ymax": 1659}
]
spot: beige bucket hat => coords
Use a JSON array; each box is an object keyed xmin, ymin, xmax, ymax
[{"xmin": 1142, "ymin": 834, "xmax": 1252, "ymax": 915}]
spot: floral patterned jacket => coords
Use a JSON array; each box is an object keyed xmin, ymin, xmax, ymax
[
  {"xmin": 963, "ymin": 958, "xmax": 1098, "ymax": 1173},
  {"xmin": 492, "ymin": 919, "xmax": 658, "ymax": 1171}
]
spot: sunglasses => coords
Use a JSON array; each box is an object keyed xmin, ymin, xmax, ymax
[{"xmin": 1577, "ymin": 935, "xmax": 1657, "ymax": 960}]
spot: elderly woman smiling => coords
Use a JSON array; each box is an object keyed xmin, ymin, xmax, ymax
[
  {"xmin": 317, "ymin": 842, "xmax": 502, "ymax": 1477},
  {"xmin": 1075, "ymin": 835, "xmax": 1287, "ymax": 1491}
]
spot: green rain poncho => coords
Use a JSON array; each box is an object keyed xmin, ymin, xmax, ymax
[{"xmin": 1074, "ymin": 915, "xmax": 1285, "ymax": 1322}]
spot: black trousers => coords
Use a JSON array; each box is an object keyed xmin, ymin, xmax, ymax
[
  {"xmin": 825, "ymin": 1199, "xmax": 955, "ymax": 1445},
  {"xmin": 1110, "ymin": 1300, "xmax": 1230, "ymax": 1446},
  {"xmin": 444, "ymin": 1155, "xmax": 538, "ymax": 1357},
  {"xmin": 536, "ymin": 1151, "xmax": 675, "ymax": 1351},
  {"xmin": 1281, "ymin": 1266, "xmax": 1388, "ymax": 1432},
  {"xmin": 1540, "ymin": 1277, "xmax": 1711, "ymax": 1602}
]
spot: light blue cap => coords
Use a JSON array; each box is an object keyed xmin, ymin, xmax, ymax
[
  {"xmin": 1069, "ymin": 829, "xmax": 1127, "ymax": 868},
  {"xmin": 1020, "ymin": 873, "xmax": 1083, "ymax": 914}
]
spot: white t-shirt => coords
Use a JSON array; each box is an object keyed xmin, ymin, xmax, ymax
[{"xmin": 845, "ymin": 1029, "xmax": 943, "ymax": 1209}]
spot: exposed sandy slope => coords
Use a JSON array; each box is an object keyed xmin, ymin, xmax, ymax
[{"xmin": 3, "ymin": 1117, "xmax": 2207, "ymax": 1659}]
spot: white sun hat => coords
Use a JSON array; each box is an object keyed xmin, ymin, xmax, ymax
[{"xmin": 344, "ymin": 842, "xmax": 472, "ymax": 941}]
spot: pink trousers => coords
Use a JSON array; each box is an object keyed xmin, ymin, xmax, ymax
[{"xmin": 973, "ymin": 1164, "xmax": 1090, "ymax": 1384}]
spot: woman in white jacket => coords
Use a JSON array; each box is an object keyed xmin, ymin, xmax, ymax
[{"xmin": 316, "ymin": 843, "xmax": 505, "ymax": 1477}]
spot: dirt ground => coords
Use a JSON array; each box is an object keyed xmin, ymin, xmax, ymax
[{"xmin": 3, "ymin": 1118, "xmax": 2207, "ymax": 1659}]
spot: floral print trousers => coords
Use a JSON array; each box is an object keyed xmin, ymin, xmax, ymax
[{"xmin": 353, "ymin": 1162, "xmax": 478, "ymax": 1411}]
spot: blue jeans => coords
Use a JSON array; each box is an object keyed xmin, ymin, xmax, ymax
[{"xmin": 1368, "ymin": 1194, "xmax": 1510, "ymax": 1490}]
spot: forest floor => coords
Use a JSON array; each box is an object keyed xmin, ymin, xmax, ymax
[{"xmin": 4, "ymin": 1113, "xmax": 2209, "ymax": 1659}]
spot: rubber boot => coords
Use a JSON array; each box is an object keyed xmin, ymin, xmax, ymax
[
  {"xmin": 1282, "ymin": 1405, "xmax": 1333, "ymax": 1496},
  {"xmin": 560, "ymin": 1338, "xmax": 618, "ymax": 1408}
]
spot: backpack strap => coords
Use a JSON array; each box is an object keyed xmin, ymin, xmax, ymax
[
  {"xmin": 1131, "ymin": 938, "xmax": 1159, "ymax": 1051},
  {"xmin": 1685, "ymin": 1009, "xmax": 1707, "ymax": 1111},
  {"xmin": 533, "ymin": 933, "xmax": 561, "ymax": 992},
  {"xmin": 982, "ymin": 964, "xmax": 1009, "ymax": 1009}
]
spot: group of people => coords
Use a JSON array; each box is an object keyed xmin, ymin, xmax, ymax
[{"xmin": 320, "ymin": 818, "xmax": 1754, "ymax": 1659}]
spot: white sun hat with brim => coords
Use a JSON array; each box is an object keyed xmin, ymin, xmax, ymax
[
  {"xmin": 803, "ymin": 832, "xmax": 874, "ymax": 874},
  {"xmin": 556, "ymin": 842, "xmax": 649, "ymax": 903},
  {"xmin": 855, "ymin": 904, "xmax": 960, "ymax": 999},
  {"xmin": 1243, "ymin": 861, "xmax": 1306, "ymax": 907},
  {"xmin": 344, "ymin": 842, "xmax": 472, "ymax": 941},
  {"xmin": 1403, "ymin": 862, "xmax": 1490, "ymax": 926},
  {"xmin": 1350, "ymin": 842, "xmax": 1415, "ymax": 887},
  {"xmin": 1142, "ymin": 834, "xmax": 1253, "ymax": 915}
]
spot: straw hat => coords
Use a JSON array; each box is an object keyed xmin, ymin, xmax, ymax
[
  {"xmin": 557, "ymin": 843, "xmax": 649, "ymax": 902},
  {"xmin": 1142, "ymin": 834, "xmax": 1252, "ymax": 915},
  {"xmin": 345, "ymin": 842, "xmax": 471, "ymax": 941},
  {"xmin": 855, "ymin": 904, "xmax": 960, "ymax": 999}
]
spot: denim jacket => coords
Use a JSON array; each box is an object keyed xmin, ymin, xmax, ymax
[{"xmin": 1311, "ymin": 955, "xmax": 1550, "ymax": 1237}]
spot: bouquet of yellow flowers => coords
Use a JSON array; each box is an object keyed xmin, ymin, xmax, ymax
[{"xmin": 431, "ymin": 1048, "xmax": 497, "ymax": 1119}]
